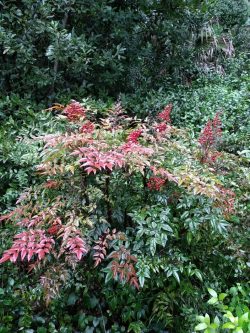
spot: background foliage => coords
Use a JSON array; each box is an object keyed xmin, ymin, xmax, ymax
[{"xmin": 0, "ymin": 0, "xmax": 249, "ymax": 100}]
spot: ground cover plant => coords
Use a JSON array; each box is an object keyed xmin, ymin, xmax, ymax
[
  {"xmin": 194, "ymin": 284, "xmax": 250, "ymax": 333},
  {"xmin": 0, "ymin": 101, "xmax": 249, "ymax": 332}
]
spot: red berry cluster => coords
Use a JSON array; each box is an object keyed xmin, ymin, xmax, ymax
[
  {"xmin": 63, "ymin": 101, "xmax": 86, "ymax": 121},
  {"xmin": 126, "ymin": 129, "xmax": 143, "ymax": 143},
  {"xmin": 158, "ymin": 104, "xmax": 172, "ymax": 123},
  {"xmin": 198, "ymin": 121, "xmax": 214, "ymax": 147},
  {"xmin": 47, "ymin": 218, "xmax": 62, "ymax": 235},
  {"xmin": 147, "ymin": 177, "xmax": 166, "ymax": 191}
]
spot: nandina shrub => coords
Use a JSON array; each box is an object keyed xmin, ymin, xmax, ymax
[{"xmin": 0, "ymin": 101, "xmax": 248, "ymax": 331}]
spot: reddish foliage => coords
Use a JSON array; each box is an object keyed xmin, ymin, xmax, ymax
[
  {"xmin": 0, "ymin": 230, "xmax": 55, "ymax": 264},
  {"xmin": 0, "ymin": 100, "xmax": 236, "ymax": 295},
  {"xmin": 47, "ymin": 218, "xmax": 62, "ymax": 236},
  {"xmin": 126, "ymin": 129, "xmax": 143, "ymax": 143},
  {"xmin": 150, "ymin": 166, "xmax": 178, "ymax": 183},
  {"xmin": 93, "ymin": 238, "xmax": 108, "ymax": 267},
  {"xmin": 38, "ymin": 133, "xmax": 93, "ymax": 149},
  {"xmin": 63, "ymin": 101, "xmax": 86, "ymax": 121},
  {"xmin": 198, "ymin": 113, "xmax": 222, "ymax": 149},
  {"xmin": 16, "ymin": 201, "xmax": 63, "ymax": 229},
  {"xmin": 43, "ymin": 180, "xmax": 59, "ymax": 189},
  {"xmin": 47, "ymin": 225, "xmax": 60, "ymax": 235},
  {"xmin": 80, "ymin": 121, "xmax": 95, "ymax": 134},
  {"xmin": 158, "ymin": 104, "xmax": 172, "ymax": 123},
  {"xmin": 198, "ymin": 113, "xmax": 223, "ymax": 164},
  {"xmin": 93, "ymin": 229, "xmax": 117, "ymax": 267},
  {"xmin": 65, "ymin": 236, "xmax": 88, "ymax": 260},
  {"xmin": 204, "ymin": 151, "xmax": 222, "ymax": 164},
  {"xmin": 147, "ymin": 177, "xmax": 166, "ymax": 191},
  {"xmin": 219, "ymin": 187, "xmax": 235, "ymax": 216},
  {"xmin": 0, "ymin": 211, "xmax": 17, "ymax": 223},
  {"xmin": 77, "ymin": 147, "xmax": 125, "ymax": 174},
  {"xmin": 110, "ymin": 247, "xmax": 139, "ymax": 289},
  {"xmin": 209, "ymin": 151, "xmax": 222, "ymax": 163},
  {"xmin": 198, "ymin": 120, "xmax": 214, "ymax": 147},
  {"xmin": 0, "ymin": 206, "xmax": 26, "ymax": 223},
  {"xmin": 119, "ymin": 142, "xmax": 154, "ymax": 156},
  {"xmin": 154, "ymin": 122, "xmax": 167, "ymax": 133}
]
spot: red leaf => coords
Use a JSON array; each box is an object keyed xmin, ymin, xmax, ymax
[
  {"xmin": 37, "ymin": 249, "xmax": 46, "ymax": 260},
  {"xmin": 0, "ymin": 254, "xmax": 10, "ymax": 264},
  {"xmin": 10, "ymin": 251, "xmax": 19, "ymax": 263},
  {"xmin": 27, "ymin": 249, "xmax": 33, "ymax": 261},
  {"xmin": 21, "ymin": 249, "xmax": 27, "ymax": 261}
]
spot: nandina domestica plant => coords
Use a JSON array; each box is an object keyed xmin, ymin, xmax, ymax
[{"xmin": 0, "ymin": 101, "xmax": 238, "ymax": 306}]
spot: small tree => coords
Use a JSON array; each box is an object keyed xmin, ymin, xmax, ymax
[{"xmin": 0, "ymin": 101, "xmax": 235, "ymax": 305}]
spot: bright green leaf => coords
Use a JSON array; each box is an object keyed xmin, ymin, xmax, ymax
[{"xmin": 195, "ymin": 323, "xmax": 208, "ymax": 331}]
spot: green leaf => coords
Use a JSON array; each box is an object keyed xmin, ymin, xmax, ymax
[
  {"xmin": 197, "ymin": 316, "xmax": 206, "ymax": 323},
  {"xmin": 173, "ymin": 271, "xmax": 180, "ymax": 284},
  {"xmin": 208, "ymin": 288, "xmax": 217, "ymax": 298},
  {"xmin": 162, "ymin": 224, "xmax": 173, "ymax": 232},
  {"xmin": 8, "ymin": 278, "xmax": 14, "ymax": 286},
  {"xmin": 210, "ymin": 322, "xmax": 219, "ymax": 329},
  {"xmin": 218, "ymin": 293, "xmax": 228, "ymax": 301},
  {"xmin": 222, "ymin": 322, "xmax": 235, "ymax": 329},
  {"xmin": 37, "ymin": 328, "xmax": 47, "ymax": 333},
  {"xmin": 239, "ymin": 312, "xmax": 249, "ymax": 323},
  {"xmin": 195, "ymin": 323, "xmax": 208, "ymax": 331},
  {"xmin": 234, "ymin": 328, "xmax": 243, "ymax": 333},
  {"xmin": 139, "ymin": 275, "xmax": 145, "ymax": 288},
  {"xmin": 204, "ymin": 314, "xmax": 211, "ymax": 325},
  {"xmin": 208, "ymin": 297, "xmax": 218, "ymax": 305},
  {"xmin": 149, "ymin": 239, "xmax": 156, "ymax": 256},
  {"xmin": 67, "ymin": 293, "xmax": 78, "ymax": 306},
  {"xmin": 224, "ymin": 311, "xmax": 237, "ymax": 323},
  {"xmin": 195, "ymin": 270, "xmax": 203, "ymax": 281},
  {"xmin": 104, "ymin": 269, "xmax": 113, "ymax": 283},
  {"xmin": 128, "ymin": 321, "xmax": 143, "ymax": 333},
  {"xmin": 214, "ymin": 316, "xmax": 220, "ymax": 326},
  {"xmin": 90, "ymin": 296, "xmax": 99, "ymax": 309},
  {"xmin": 93, "ymin": 318, "xmax": 100, "ymax": 327},
  {"xmin": 187, "ymin": 231, "xmax": 193, "ymax": 245}
]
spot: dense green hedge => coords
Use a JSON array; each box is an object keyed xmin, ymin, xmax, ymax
[{"xmin": 0, "ymin": 0, "xmax": 249, "ymax": 101}]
